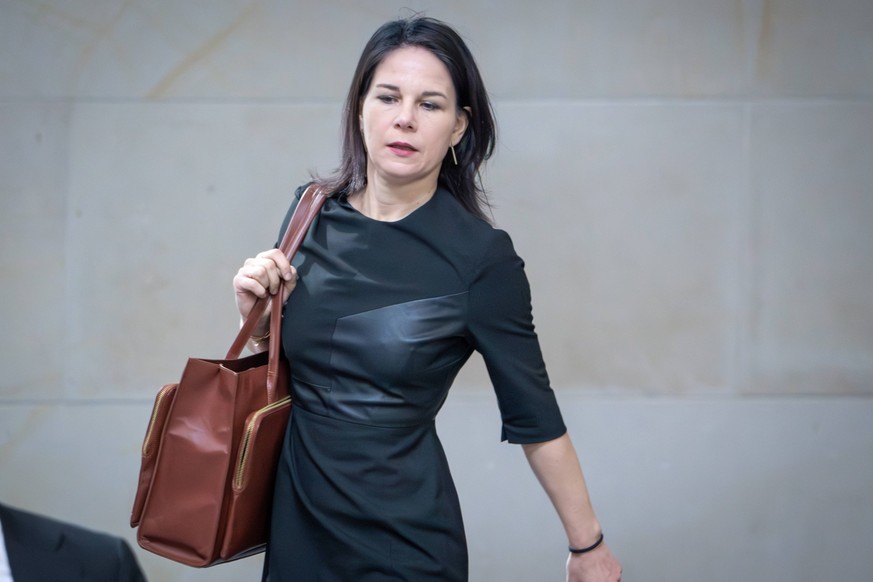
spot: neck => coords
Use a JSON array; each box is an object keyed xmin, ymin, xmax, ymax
[{"xmin": 351, "ymin": 177, "xmax": 437, "ymax": 222}]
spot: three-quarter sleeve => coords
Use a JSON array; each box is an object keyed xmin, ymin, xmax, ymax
[{"xmin": 466, "ymin": 231, "xmax": 567, "ymax": 443}]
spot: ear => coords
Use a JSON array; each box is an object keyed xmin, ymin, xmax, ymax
[{"xmin": 452, "ymin": 106, "xmax": 471, "ymax": 145}]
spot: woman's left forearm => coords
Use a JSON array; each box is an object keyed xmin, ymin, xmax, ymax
[{"xmin": 522, "ymin": 432, "xmax": 602, "ymax": 548}]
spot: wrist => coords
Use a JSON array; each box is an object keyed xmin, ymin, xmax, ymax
[
  {"xmin": 568, "ymin": 532, "xmax": 604, "ymax": 555},
  {"xmin": 249, "ymin": 329, "xmax": 271, "ymax": 346},
  {"xmin": 567, "ymin": 518, "xmax": 602, "ymax": 550},
  {"xmin": 240, "ymin": 314, "xmax": 270, "ymax": 338}
]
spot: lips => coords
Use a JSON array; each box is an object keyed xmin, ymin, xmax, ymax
[{"xmin": 388, "ymin": 141, "xmax": 417, "ymax": 152}]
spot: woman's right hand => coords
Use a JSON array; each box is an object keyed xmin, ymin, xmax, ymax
[{"xmin": 233, "ymin": 248, "xmax": 299, "ymax": 333}]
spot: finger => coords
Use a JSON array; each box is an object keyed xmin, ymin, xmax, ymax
[
  {"xmin": 233, "ymin": 270, "xmax": 269, "ymax": 299},
  {"xmin": 257, "ymin": 248, "xmax": 295, "ymax": 282},
  {"xmin": 264, "ymin": 262, "xmax": 281, "ymax": 295},
  {"xmin": 240, "ymin": 261, "xmax": 277, "ymax": 296},
  {"xmin": 248, "ymin": 255, "xmax": 283, "ymax": 295}
]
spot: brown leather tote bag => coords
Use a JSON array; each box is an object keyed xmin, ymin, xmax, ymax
[{"xmin": 130, "ymin": 184, "xmax": 326, "ymax": 567}]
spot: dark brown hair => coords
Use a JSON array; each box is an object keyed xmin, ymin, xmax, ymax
[{"xmin": 318, "ymin": 16, "xmax": 497, "ymax": 221}]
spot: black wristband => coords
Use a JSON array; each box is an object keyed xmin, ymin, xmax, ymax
[{"xmin": 568, "ymin": 532, "xmax": 604, "ymax": 554}]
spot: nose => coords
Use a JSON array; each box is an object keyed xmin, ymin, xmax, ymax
[{"xmin": 394, "ymin": 103, "xmax": 416, "ymax": 130}]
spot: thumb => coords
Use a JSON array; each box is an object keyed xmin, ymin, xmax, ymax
[{"xmin": 281, "ymin": 269, "xmax": 299, "ymax": 303}]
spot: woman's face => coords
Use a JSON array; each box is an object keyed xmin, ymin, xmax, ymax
[{"xmin": 359, "ymin": 46, "xmax": 468, "ymax": 192}]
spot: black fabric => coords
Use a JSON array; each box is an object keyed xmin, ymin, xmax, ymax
[
  {"xmin": 263, "ymin": 186, "xmax": 566, "ymax": 581},
  {"xmin": 0, "ymin": 503, "xmax": 146, "ymax": 582}
]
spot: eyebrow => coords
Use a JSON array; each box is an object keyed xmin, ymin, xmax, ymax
[{"xmin": 374, "ymin": 83, "xmax": 448, "ymax": 100}]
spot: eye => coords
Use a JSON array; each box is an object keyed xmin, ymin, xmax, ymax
[
  {"xmin": 420, "ymin": 101, "xmax": 441, "ymax": 111},
  {"xmin": 377, "ymin": 94, "xmax": 397, "ymax": 104}
]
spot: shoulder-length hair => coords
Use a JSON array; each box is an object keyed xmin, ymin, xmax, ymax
[{"xmin": 318, "ymin": 16, "xmax": 497, "ymax": 222}]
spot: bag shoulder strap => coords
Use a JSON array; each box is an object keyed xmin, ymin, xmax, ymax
[{"xmin": 226, "ymin": 184, "xmax": 327, "ymax": 360}]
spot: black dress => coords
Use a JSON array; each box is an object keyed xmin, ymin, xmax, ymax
[{"xmin": 263, "ymin": 186, "xmax": 566, "ymax": 581}]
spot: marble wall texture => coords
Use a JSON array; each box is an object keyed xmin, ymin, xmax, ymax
[{"xmin": 1, "ymin": 1, "xmax": 871, "ymax": 580}]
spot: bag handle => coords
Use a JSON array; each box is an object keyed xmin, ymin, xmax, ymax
[{"xmin": 225, "ymin": 184, "xmax": 327, "ymax": 398}]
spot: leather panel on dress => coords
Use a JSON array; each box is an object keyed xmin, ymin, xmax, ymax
[{"xmin": 313, "ymin": 292, "xmax": 472, "ymax": 426}]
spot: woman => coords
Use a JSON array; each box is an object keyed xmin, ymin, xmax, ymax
[{"xmin": 233, "ymin": 16, "xmax": 622, "ymax": 582}]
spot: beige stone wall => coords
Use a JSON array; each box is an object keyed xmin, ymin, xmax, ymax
[{"xmin": 1, "ymin": 1, "xmax": 871, "ymax": 580}]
